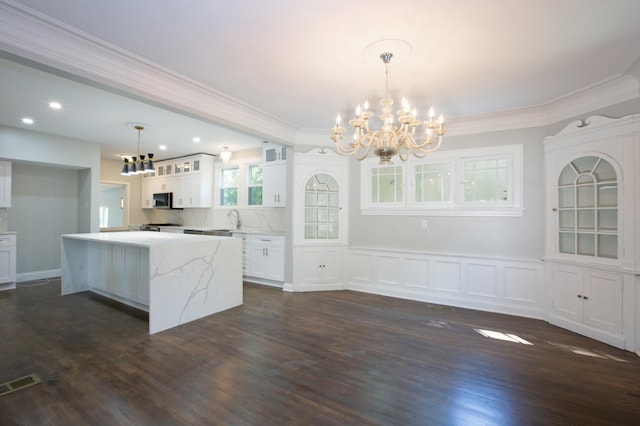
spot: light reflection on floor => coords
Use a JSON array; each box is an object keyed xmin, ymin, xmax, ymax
[{"xmin": 475, "ymin": 328, "xmax": 533, "ymax": 345}]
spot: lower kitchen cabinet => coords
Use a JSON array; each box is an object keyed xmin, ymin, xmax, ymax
[
  {"xmin": 0, "ymin": 233, "xmax": 16, "ymax": 289},
  {"xmin": 243, "ymin": 234, "xmax": 285, "ymax": 284}
]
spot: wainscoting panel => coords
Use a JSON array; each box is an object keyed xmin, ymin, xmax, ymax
[
  {"xmin": 347, "ymin": 248, "xmax": 544, "ymax": 319},
  {"xmin": 466, "ymin": 263, "xmax": 498, "ymax": 298}
]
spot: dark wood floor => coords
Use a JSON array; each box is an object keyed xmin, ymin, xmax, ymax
[{"xmin": 1, "ymin": 279, "xmax": 639, "ymax": 425}]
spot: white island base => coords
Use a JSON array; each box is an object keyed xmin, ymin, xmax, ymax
[{"xmin": 61, "ymin": 232, "xmax": 242, "ymax": 334}]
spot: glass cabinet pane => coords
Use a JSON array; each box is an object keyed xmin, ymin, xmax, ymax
[
  {"xmin": 304, "ymin": 173, "xmax": 340, "ymax": 240},
  {"xmin": 598, "ymin": 235, "xmax": 618, "ymax": 259},
  {"xmin": 597, "ymin": 209, "xmax": 617, "ymax": 231},
  {"xmin": 559, "ymin": 232, "xmax": 575, "ymax": 254},
  {"xmin": 558, "ymin": 187, "xmax": 575, "ymax": 208},
  {"xmin": 556, "ymin": 156, "xmax": 618, "ymax": 260},
  {"xmin": 576, "ymin": 185, "xmax": 594, "ymax": 207},
  {"xmin": 577, "ymin": 233, "xmax": 595, "ymax": 256},
  {"xmin": 558, "ymin": 211, "xmax": 574, "ymax": 230},
  {"xmin": 577, "ymin": 210, "xmax": 595, "ymax": 230},
  {"xmin": 597, "ymin": 184, "xmax": 617, "ymax": 207}
]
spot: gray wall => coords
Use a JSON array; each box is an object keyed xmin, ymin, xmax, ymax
[
  {"xmin": 347, "ymin": 99, "xmax": 640, "ymax": 261},
  {"xmin": 11, "ymin": 163, "xmax": 81, "ymax": 274}
]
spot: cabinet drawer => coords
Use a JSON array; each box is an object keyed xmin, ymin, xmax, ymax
[
  {"xmin": 250, "ymin": 234, "xmax": 284, "ymax": 247},
  {"xmin": 0, "ymin": 234, "xmax": 16, "ymax": 247}
]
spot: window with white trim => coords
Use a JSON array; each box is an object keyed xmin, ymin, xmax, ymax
[
  {"xmin": 361, "ymin": 144, "xmax": 523, "ymax": 216},
  {"xmin": 247, "ymin": 163, "xmax": 263, "ymax": 206},
  {"xmin": 219, "ymin": 166, "xmax": 239, "ymax": 206}
]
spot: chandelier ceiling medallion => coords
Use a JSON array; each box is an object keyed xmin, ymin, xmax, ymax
[
  {"xmin": 331, "ymin": 39, "xmax": 447, "ymax": 165},
  {"xmin": 121, "ymin": 123, "xmax": 155, "ymax": 176}
]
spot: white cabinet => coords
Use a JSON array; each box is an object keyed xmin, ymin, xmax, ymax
[
  {"xmin": 0, "ymin": 161, "xmax": 11, "ymax": 208},
  {"xmin": 263, "ymin": 142, "xmax": 287, "ymax": 164},
  {"xmin": 543, "ymin": 114, "xmax": 639, "ymax": 352},
  {"xmin": 298, "ymin": 246, "xmax": 342, "ymax": 287},
  {"xmin": 232, "ymin": 232, "xmax": 250, "ymax": 275},
  {"xmin": 262, "ymin": 163, "xmax": 286, "ymax": 207},
  {"xmin": 245, "ymin": 234, "xmax": 284, "ymax": 283},
  {"xmin": 141, "ymin": 154, "xmax": 214, "ymax": 208},
  {"xmin": 548, "ymin": 263, "xmax": 623, "ymax": 343},
  {"xmin": 0, "ymin": 233, "xmax": 16, "ymax": 289}
]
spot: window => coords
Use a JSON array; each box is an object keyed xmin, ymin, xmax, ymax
[
  {"xmin": 247, "ymin": 164, "xmax": 263, "ymax": 206},
  {"xmin": 304, "ymin": 173, "xmax": 340, "ymax": 239},
  {"xmin": 219, "ymin": 167, "xmax": 239, "ymax": 206},
  {"xmin": 361, "ymin": 144, "xmax": 523, "ymax": 216},
  {"xmin": 557, "ymin": 156, "xmax": 617, "ymax": 259},
  {"xmin": 414, "ymin": 162, "xmax": 452, "ymax": 204},
  {"xmin": 463, "ymin": 157, "xmax": 509, "ymax": 204}
]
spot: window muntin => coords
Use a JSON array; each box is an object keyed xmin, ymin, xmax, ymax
[
  {"xmin": 304, "ymin": 173, "xmax": 339, "ymax": 240},
  {"xmin": 219, "ymin": 167, "xmax": 239, "ymax": 206},
  {"xmin": 557, "ymin": 156, "xmax": 618, "ymax": 259},
  {"xmin": 247, "ymin": 164, "xmax": 263, "ymax": 206}
]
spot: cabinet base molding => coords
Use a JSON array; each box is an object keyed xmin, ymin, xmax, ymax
[
  {"xmin": 244, "ymin": 276, "xmax": 283, "ymax": 288},
  {"xmin": 548, "ymin": 313, "xmax": 624, "ymax": 349},
  {"xmin": 0, "ymin": 281, "xmax": 15, "ymax": 291}
]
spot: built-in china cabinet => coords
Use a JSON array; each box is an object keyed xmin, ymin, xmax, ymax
[
  {"xmin": 287, "ymin": 148, "xmax": 348, "ymax": 292},
  {"xmin": 544, "ymin": 114, "xmax": 640, "ymax": 353}
]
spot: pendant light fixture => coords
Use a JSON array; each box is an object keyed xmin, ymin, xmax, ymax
[
  {"xmin": 220, "ymin": 146, "xmax": 232, "ymax": 163},
  {"xmin": 121, "ymin": 124, "xmax": 155, "ymax": 175}
]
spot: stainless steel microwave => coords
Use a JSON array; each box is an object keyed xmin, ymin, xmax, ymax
[{"xmin": 153, "ymin": 192, "xmax": 173, "ymax": 208}]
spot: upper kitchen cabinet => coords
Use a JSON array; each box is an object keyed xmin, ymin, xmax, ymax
[
  {"xmin": 262, "ymin": 163, "xmax": 286, "ymax": 207},
  {"xmin": 141, "ymin": 154, "xmax": 214, "ymax": 208},
  {"xmin": 0, "ymin": 161, "xmax": 11, "ymax": 208},
  {"xmin": 263, "ymin": 142, "xmax": 287, "ymax": 164}
]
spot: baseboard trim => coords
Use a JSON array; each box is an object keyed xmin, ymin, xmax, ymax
[{"xmin": 17, "ymin": 269, "xmax": 61, "ymax": 282}]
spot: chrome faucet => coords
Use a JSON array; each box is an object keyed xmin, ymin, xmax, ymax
[{"xmin": 227, "ymin": 209, "xmax": 241, "ymax": 229}]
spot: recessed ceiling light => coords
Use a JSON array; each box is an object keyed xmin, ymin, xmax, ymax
[
  {"xmin": 159, "ymin": 145, "xmax": 167, "ymax": 151},
  {"xmin": 193, "ymin": 137, "xmax": 201, "ymax": 143},
  {"xmin": 49, "ymin": 101, "xmax": 62, "ymax": 110},
  {"xmin": 22, "ymin": 117, "xmax": 34, "ymax": 125}
]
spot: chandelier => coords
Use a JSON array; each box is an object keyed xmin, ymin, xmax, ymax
[
  {"xmin": 121, "ymin": 124, "xmax": 155, "ymax": 176},
  {"xmin": 331, "ymin": 47, "xmax": 447, "ymax": 165}
]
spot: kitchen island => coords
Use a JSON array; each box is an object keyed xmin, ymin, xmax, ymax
[{"xmin": 61, "ymin": 231, "xmax": 242, "ymax": 334}]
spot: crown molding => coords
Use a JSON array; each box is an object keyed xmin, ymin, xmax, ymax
[{"xmin": 0, "ymin": 0, "xmax": 297, "ymax": 144}]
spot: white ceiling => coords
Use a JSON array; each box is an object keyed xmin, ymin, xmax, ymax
[{"xmin": 1, "ymin": 0, "xmax": 640, "ymax": 160}]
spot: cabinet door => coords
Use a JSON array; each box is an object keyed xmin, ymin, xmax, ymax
[
  {"xmin": 0, "ymin": 247, "xmax": 15, "ymax": 283},
  {"xmin": 299, "ymin": 247, "xmax": 324, "ymax": 285},
  {"xmin": 550, "ymin": 265, "xmax": 583, "ymax": 323},
  {"xmin": 250, "ymin": 245, "xmax": 269, "ymax": 278},
  {"xmin": 265, "ymin": 245, "xmax": 285, "ymax": 281},
  {"xmin": 263, "ymin": 164, "xmax": 286, "ymax": 207},
  {"xmin": 583, "ymin": 271, "xmax": 623, "ymax": 334},
  {"xmin": 321, "ymin": 247, "xmax": 343, "ymax": 284}
]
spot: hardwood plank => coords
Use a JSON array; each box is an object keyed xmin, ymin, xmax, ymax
[{"xmin": 1, "ymin": 279, "xmax": 639, "ymax": 425}]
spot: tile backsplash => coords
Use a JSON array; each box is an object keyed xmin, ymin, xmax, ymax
[{"xmin": 142, "ymin": 207, "xmax": 286, "ymax": 233}]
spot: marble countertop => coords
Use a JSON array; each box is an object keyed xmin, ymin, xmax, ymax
[
  {"xmin": 62, "ymin": 231, "xmax": 230, "ymax": 247},
  {"xmin": 155, "ymin": 226, "xmax": 285, "ymax": 236},
  {"xmin": 0, "ymin": 231, "xmax": 17, "ymax": 235}
]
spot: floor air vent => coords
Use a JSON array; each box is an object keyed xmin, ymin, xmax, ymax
[{"xmin": 0, "ymin": 374, "xmax": 42, "ymax": 397}]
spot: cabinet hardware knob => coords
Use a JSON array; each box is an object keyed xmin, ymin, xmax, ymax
[
  {"xmin": 577, "ymin": 294, "xmax": 583, "ymax": 298},
  {"xmin": 552, "ymin": 208, "xmax": 558, "ymax": 212},
  {"xmin": 583, "ymin": 296, "xmax": 589, "ymax": 300}
]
